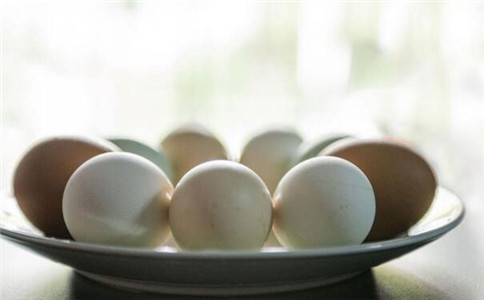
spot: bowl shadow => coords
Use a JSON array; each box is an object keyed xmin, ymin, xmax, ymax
[{"xmin": 68, "ymin": 269, "xmax": 379, "ymax": 299}]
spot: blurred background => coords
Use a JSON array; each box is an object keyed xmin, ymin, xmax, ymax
[{"xmin": 2, "ymin": 2, "xmax": 483, "ymax": 218}]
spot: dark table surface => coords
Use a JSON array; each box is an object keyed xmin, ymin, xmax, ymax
[{"xmin": 1, "ymin": 200, "xmax": 483, "ymax": 300}]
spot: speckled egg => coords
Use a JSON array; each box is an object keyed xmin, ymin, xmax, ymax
[
  {"xmin": 273, "ymin": 157, "xmax": 375, "ymax": 249},
  {"xmin": 169, "ymin": 160, "xmax": 273, "ymax": 250}
]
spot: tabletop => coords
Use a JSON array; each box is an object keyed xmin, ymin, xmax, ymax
[{"xmin": 1, "ymin": 200, "xmax": 482, "ymax": 300}]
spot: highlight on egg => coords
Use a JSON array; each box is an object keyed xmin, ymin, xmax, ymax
[
  {"xmin": 160, "ymin": 124, "xmax": 228, "ymax": 185},
  {"xmin": 273, "ymin": 156, "xmax": 376, "ymax": 249},
  {"xmin": 169, "ymin": 160, "xmax": 273, "ymax": 251},
  {"xmin": 13, "ymin": 136, "xmax": 119, "ymax": 239},
  {"xmin": 62, "ymin": 152, "xmax": 173, "ymax": 248}
]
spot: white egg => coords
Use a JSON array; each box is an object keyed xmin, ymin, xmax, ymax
[
  {"xmin": 273, "ymin": 157, "xmax": 375, "ymax": 249},
  {"xmin": 161, "ymin": 124, "xmax": 228, "ymax": 185},
  {"xmin": 240, "ymin": 129, "xmax": 302, "ymax": 193},
  {"xmin": 169, "ymin": 160, "xmax": 272, "ymax": 250},
  {"xmin": 63, "ymin": 152, "xmax": 173, "ymax": 248}
]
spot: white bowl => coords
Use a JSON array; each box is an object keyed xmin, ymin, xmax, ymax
[{"xmin": 0, "ymin": 187, "xmax": 464, "ymax": 296}]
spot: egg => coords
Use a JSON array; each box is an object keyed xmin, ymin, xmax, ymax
[
  {"xmin": 322, "ymin": 139, "xmax": 437, "ymax": 241},
  {"xmin": 13, "ymin": 136, "xmax": 119, "ymax": 239},
  {"xmin": 290, "ymin": 134, "xmax": 351, "ymax": 167},
  {"xmin": 109, "ymin": 137, "xmax": 173, "ymax": 180},
  {"xmin": 62, "ymin": 152, "xmax": 173, "ymax": 247},
  {"xmin": 169, "ymin": 160, "xmax": 272, "ymax": 250},
  {"xmin": 240, "ymin": 129, "xmax": 302, "ymax": 193},
  {"xmin": 273, "ymin": 157, "xmax": 375, "ymax": 249},
  {"xmin": 160, "ymin": 124, "xmax": 228, "ymax": 185}
]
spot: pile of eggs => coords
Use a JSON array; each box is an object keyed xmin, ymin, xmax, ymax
[{"xmin": 12, "ymin": 125, "xmax": 437, "ymax": 251}]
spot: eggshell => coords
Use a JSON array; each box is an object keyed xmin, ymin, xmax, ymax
[
  {"xmin": 169, "ymin": 160, "xmax": 273, "ymax": 250},
  {"xmin": 322, "ymin": 139, "xmax": 438, "ymax": 241},
  {"xmin": 160, "ymin": 124, "xmax": 228, "ymax": 185},
  {"xmin": 240, "ymin": 129, "xmax": 302, "ymax": 193},
  {"xmin": 63, "ymin": 152, "xmax": 173, "ymax": 247},
  {"xmin": 290, "ymin": 134, "xmax": 351, "ymax": 167},
  {"xmin": 273, "ymin": 157, "xmax": 375, "ymax": 249},
  {"xmin": 109, "ymin": 137, "xmax": 173, "ymax": 180},
  {"xmin": 13, "ymin": 136, "xmax": 119, "ymax": 239},
  {"xmin": 264, "ymin": 230, "xmax": 283, "ymax": 247}
]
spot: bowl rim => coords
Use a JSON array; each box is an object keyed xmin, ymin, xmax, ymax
[{"xmin": 0, "ymin": 187, "xmax": 465, "ymax": 261}]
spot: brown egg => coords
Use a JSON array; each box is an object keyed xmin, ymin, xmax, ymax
[
  {"xmin": 160, "ymin": 124, "xmax": 228, "ymax": 185},
  {"xmin": 13, "ymin": 136, "xmax": 119, "ymax": 239},
  {"xmin": 322, "ymin": 139, "xmax": 437, "ymax": 242}
]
